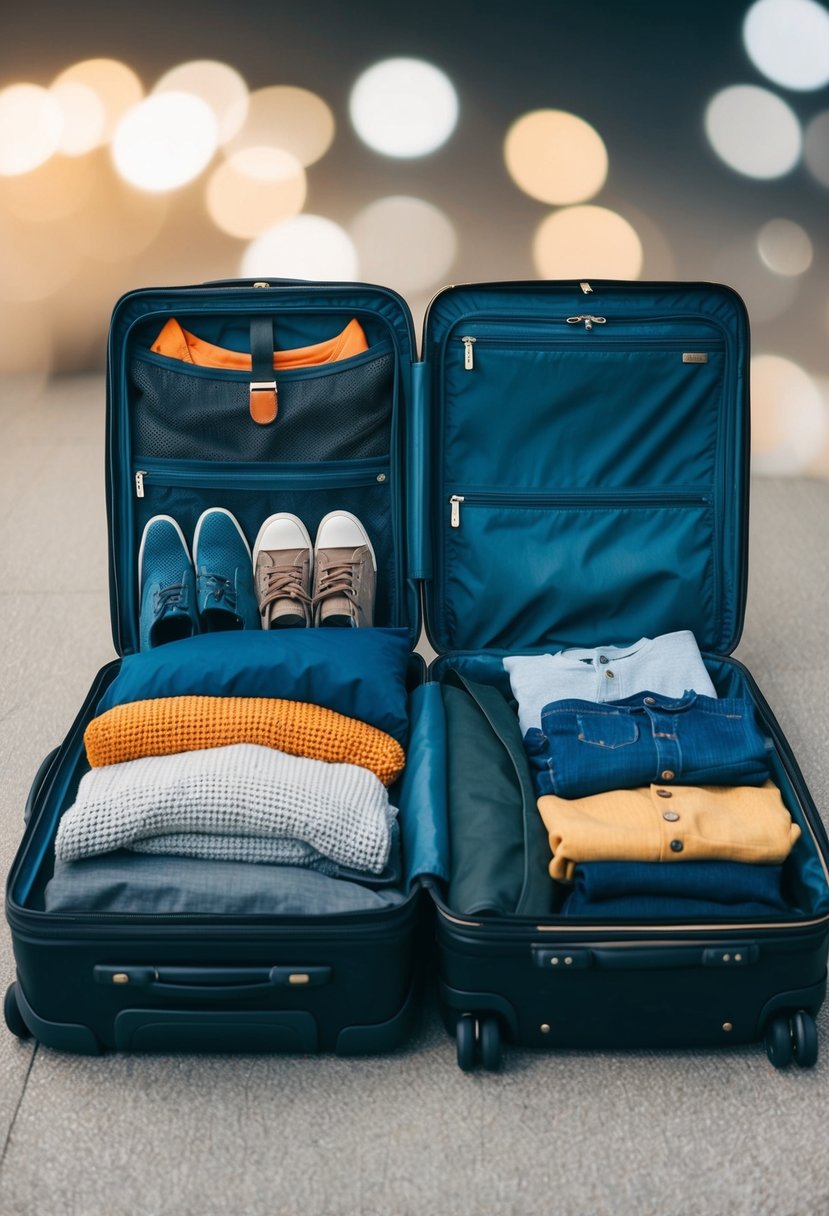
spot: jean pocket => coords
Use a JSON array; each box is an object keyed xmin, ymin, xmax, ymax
[{"xmin": 576, "ymin": 711, "xmax": 639, "ymax": 749}]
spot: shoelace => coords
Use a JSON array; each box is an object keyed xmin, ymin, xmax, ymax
[
  {"xmin": 201, "ymin": 572, "xmax": 237, "ymax": 609},
  {"xmin": 312, "ymin": 559, "xmax": 360, "ymax": 610},
  {"xmin": 258, "ymin": 567, "xmax": 313, "ymax": 612},
  {"xmin": 153, "ymin": 583, "xmax": 188, "ymax": 614}
]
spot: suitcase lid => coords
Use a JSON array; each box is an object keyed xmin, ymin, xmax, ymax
[
  {"xmin": 420, "ymin": 280, "xmax": 750, "ymax": 658},
  {"xmin": 106, "ymin": 280, "xmax": 417, "ymax": 655}
]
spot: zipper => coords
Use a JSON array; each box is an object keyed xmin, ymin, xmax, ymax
[
  {"xmin": 452, "ymin": 313, "xmax": 724, "ymax": 369},
  {"xmin": 448, "ymin": 488, "xmax": 711, "ymax": 529},
  {"xmin": 133, "ymin": 458, "xmax": 391, "ymax": 499}
]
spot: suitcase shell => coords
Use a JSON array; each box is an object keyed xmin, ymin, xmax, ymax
[
  {"xmin": 419, "ymin": 280, "xmax": 829, "ymax": 1071},
  {"xmin": 4, "ymin": 280, "xmax": 448, "ymax": 1055}
]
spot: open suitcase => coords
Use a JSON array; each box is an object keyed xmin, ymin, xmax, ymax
[
  {"xmin": 4, "ymin": 278, "xmax": 448, "ymax": 1055},
  {"xmin": 421, "ymin": 280, "xmax": 829, "ymax": 1072},
  {"xmin": 6, "ymin": 277, "xmax": 828, "ymax": 1070}
]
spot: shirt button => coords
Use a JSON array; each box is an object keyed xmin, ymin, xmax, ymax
[
  {"xmin": 663, "ymin": 811, "xmax": 680, "ymax": 822},
  {"xmin": 599, "ymin": 655, "xmax": 609, "ymax": 664},
  {"xmin": 656, "ymin": 789, "xmax": 672, "ymax": 798},
  {"xmin": 605, "ymin": 670, "xmax": 614, "ymax": 679},
  {"xmin": 670, "ymin": 840, "xmax": 684, "ymax": 853},
  {"xmin": 644, "ymin": 696, "xmax": 656, "ymax": 705},
  {"xmin": 661, "ymin": 770, "xmax": 675, "ymax": 780}
]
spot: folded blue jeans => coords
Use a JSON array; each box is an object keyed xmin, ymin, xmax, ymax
[
  {"xmin": 571, "ymin": 860, "xmax": 787, "ymax": 906},
  {"xmin": 562, "ymin": 891, "xmax": 790, "ymax": 919},
  {"xmin": 525, "ymin": 690, "xmax": 770, "ymax": 798}
]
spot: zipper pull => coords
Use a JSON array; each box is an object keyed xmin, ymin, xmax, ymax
[
  {"xmin": 450, "ymin": 494, "xmax": 465, "ymax": 528},
  {"xmin": 579, "ymin": 281, "xmax": 593, "ymax": 294},
  {"xmin": 461, "ymin": 336, "xmax": 476, "ymax": 370},
  {"xmin": 565, "ymin": 315, "xmax": 607, "ymax": 332},
  {"xmin": 135, "ymin": 470, "xmax": 146, "ymax": 498}
]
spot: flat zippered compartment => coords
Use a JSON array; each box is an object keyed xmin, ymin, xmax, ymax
[{"xmin": 422, "ymin": 283, "xmax": 749, "ymax": 656}]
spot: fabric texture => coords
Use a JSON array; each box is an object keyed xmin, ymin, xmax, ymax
[
  {"xmin": 537, "ymin": 781, "xmax": 801, "ymax": 881},
  {"xmin": 562, "ymin": 891, "xmax": 791, "ymax": 919},
  {"xmin": 97, "ymin": 629, "xmax": 411, "ymax": 744},
  {"xmin": 151, "ymin": 317, "xmax": 369, "ymax": 370},
  {"xmin": 56, "ymin": 743, "xmax": 396, "ymax": 870},
  {"xmin": 504, "ymin": 631, "xmax": 716, "ymax": 736},
  {"xmin": 45, "ymin": 852, "xmax": 405, "ymax": 916},
  {"xmin": 84, "ymin": 695, "xmax": 405, "ymax": 786},
  {"xmin": 526, "ymin": 690, "xmax": 769, "ymax": 799},
  {"xmin": 442, "ymin": 675, "xmax": 553, "ymax": 917}
]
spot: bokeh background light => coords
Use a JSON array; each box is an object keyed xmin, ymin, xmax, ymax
[
  {"xmin": 241, "ymin": 215, "xmax": 358, "ymax": 281},
  {"xmin": 350, "ymin": 196, "xmax": 457, "ymax": 294},
  {"xmin": 743, "ymin": 0, "xmax": 829, "ymax": 90},
  {"xmin": 349, "ymin": 58, "xmax": 458, "ymax": 157},
  {"xmin": 225, "ymin": 86, "xmax": 334, "ymax": 166},
  {"xmin": 533, "ymin": 206, "xmax": 643, "ymax": 280},
  {"xmin": 504, "ymin": 111, "xmax": 608, "ymax": 205},
  {"xmin": 704, "ymin": 86, "xmax": 802, "ymax": 178},
  {"xmin": 0, "ymin": 2, "xmax": 828, "ymax": 475},
  {"xmin": 112, "ymin": 92, "xmax": 219, "ymax": 191},
  {"xmin": 206, "ymin": 148, "xmax": 306, "ymax": 239}
]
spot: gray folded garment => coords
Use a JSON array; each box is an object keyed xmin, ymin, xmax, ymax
[{"xmin": 44, "ymin": 852, "xmax": 407, "ymax": 916}]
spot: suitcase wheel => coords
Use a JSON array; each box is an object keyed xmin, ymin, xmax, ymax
[
  {"xmin": 790, "ymin": 1011, "xmax": 818, "ymax": 1069},
  {"xmin": 455, "ymin": 1014, "xmax": 502, "ymax": 1072},
  {"xmin": 764, "ymin": 1010, "xmax": 818, "ymax": 1070},
  {"xmin": 4, "ymin": 984, "xmax": 32, "ymax": 1041}
]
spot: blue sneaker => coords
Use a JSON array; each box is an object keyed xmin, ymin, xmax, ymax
[
  {"xmin": 192, "ymin": 508, "xmax": 260, "ymax": 632},
  {"xmin": 138, "ymin": 515, "xmax": 199, "ymax": 651}
]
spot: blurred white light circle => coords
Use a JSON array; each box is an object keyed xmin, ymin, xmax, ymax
[
  {"xmin": 112, "ymin": 92, "xmax": 219, "ymax": 192},
  {"xmin": 757, "ymin": 218, "xmax": 813, "ymax": 275},
  {"xmin": 533, "ymin": 205, "xmax": 642, "ymax": 279},
  {"xmin": 804, "ymin": 110, "xmax": 829, "ymax": 187},
  {"xmin": 705, "ymin": 86, "xmax": 801, "ymax": 178},
  {"xmin": 206, "ymin": 147, "xmax": 306, "ymax": 239},
  {"xmin": 0, "ymin": 85, "xmax": 63, "ymax": 176},
  {"xmin": 153, "ymin": 60, "xmax": 248, "ymax": 144},
  {"xmin": 50, "ymin": 81, "xmax": 105, "ymax": 155},
  {"xmin": 350, "ymin": 58, "xmax": 458, "ymax": 157},
  {"xmin": 751, "ymin": 354, "xmax": 827, "ymax": 473},
  {"xmin": 743, "ymin": 0, "xmax": 829, "ymax": 91},
  {"xmin": 350, "ymin": 196, "xmax": 457, "ymax": 293},
  {"xmin": 504, "ymin": 110, "xmax": 608, "ymax": 205},
  {"xmin": 241, "ymin": 215, "xmax": 358, "ymax": 281},
  {"xmin": 52, "ymin": 59, "xmax": 143, "ymax": 143},
  {"xmin": 226, "ymin": 86, "xmax": 334, "ymax": 167}
]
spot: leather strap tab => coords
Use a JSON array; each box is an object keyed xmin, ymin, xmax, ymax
[{"xmin": 250, "ymin": 317, "xmax": 277, "ymax": 425}]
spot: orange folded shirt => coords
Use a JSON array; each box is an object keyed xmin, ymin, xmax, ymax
[
  {"xmin": 151, "ymin": 317, "xmax": 369, "ymax": 370},
  {"xmin": 84, "ymin": 694, "xmax": 405, "ymax": 787}
]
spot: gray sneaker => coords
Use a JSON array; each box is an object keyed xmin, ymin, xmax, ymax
[
  {"xmin": 312, "ymin": 511, "xmax": 377, "ymax": 628},
  {"xmin": 253, "ymin": 513, "xmax": 313, "ymax": 629}
]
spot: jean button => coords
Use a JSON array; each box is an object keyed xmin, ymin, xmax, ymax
[
  {"xmin": 661, "ymin": 770, "xmax": 675, "ymax": 780},
  {"xmin": 644, "ymin": 696, "xmax": 656, "ymax": 705},
  {"xmin": 656, "ymin": 789, "xmax": 672, "ymax": 798},
  {"xmin": 670, "ymin": 839, "xmax": 684, "ymax": 853}
]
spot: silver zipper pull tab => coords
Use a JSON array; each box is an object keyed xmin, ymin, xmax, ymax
[
  {"xmin": 135, "ymin": 470, "xmax": 146, "ymax": 498},
  {"xmin": 579, "ymin": 281, "xmax": 593, "ymax": 294},
  {"xmin": 566, "ymin": 315, "xmax": 606, "ymax": 331},
  {"xmin": 450, "ymin": 494, "xmax": 465, "ymax": 528},
  {"xmin": 461, "ymin": 336, "xmax": 476, "ymax": 370}
]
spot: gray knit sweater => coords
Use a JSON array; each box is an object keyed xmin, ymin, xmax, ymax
[{"xmin": 55, "ymin": 743, "xmax": 395, "ymax": 871}]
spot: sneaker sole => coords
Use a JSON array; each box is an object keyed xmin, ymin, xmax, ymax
[
  {"xmin": 314, "ymin": 510, "xmax": 377, "ymax": 571},
  {"xmin": 252, "ymin": 513, "xmax": 314, "ymax": 572},
  {"xmin": 192, "ymin": 507, "xmax": 252, "ymax": 568},
  {"xmin": 137, "ymin": 514, "xmax": 192, "ymax": 599}
]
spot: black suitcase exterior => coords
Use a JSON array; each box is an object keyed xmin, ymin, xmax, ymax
[
  {"xmin": 419, "ymin": 280, "xmax": 829, "ymax": 1071},
  {"xmin": 4, "ymin": 279, "xmax": 446, "ymax": 1055}
]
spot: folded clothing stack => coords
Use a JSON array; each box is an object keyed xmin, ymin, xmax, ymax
[
  {"xmin": 46, "ymin": 628, "xmax": 412, "ymax": 916},
  {"xmin": 503, "ymin": 630, "xmax": 800, "ymax": 921}
]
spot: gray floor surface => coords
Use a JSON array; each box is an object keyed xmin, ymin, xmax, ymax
[{"xmin": 1, "ymin": 375, "xmax": 828, "ymax": 1216}]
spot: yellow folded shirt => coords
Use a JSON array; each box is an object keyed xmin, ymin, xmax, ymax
[
  {"xmin": 84, "ymin": 695, "xmax": 405, "ymax": 787},
  {"xmin": 537, "ymin": 782, "xmax": 800, "ymax": 881}
]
